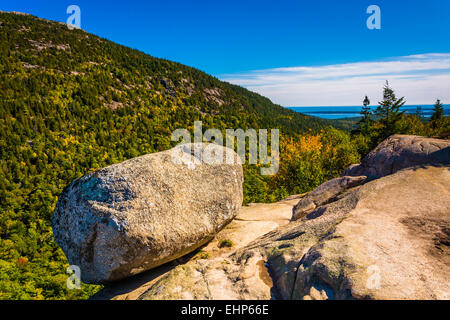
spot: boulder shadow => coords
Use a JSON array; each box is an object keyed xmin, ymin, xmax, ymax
[{"xmin": 89, "ymin": 244, "xmax": 208, "ymax": 300}]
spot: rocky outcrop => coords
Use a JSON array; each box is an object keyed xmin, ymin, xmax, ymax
[
  {"xmin": 130, "ymin": 135, "xmax": 450, "ymax": 300},
  {"xmin": 292, "ymin": 175, "xmax": 367, "ymax": 221},
  {"xmin": 343, "ymin": 135, "xmax": 450, "ymax": 178},
  {"xmin": 292, "ymin": 134, "xmax": 449, "ymax": 221},
  {"xmin": 138, "ymin": 165, "xmax": 450, "ymax": 300},
  {"xmin": 274, "ymin": 165, "xmax": 450, "ymax": 300},
  {"xmin": 52, "ymin": 143, "xmax": 243, "ymax": 283},
  {"xmin": 56, "ymin": 135, "xmax": 449, "ymax": 299}
]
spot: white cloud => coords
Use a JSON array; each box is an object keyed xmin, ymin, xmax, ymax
[{"xmin": 219, "ymin": 53, "xmax": 450, "ymax": 106}]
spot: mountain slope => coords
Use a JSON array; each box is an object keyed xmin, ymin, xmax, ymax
[
  {"xmin": 0, "ymin": 11, "xmax": 339, "ymax": 135},
  {"xmin": 0, "ymin": 11, "xmax": 349, "ymax": 300}
]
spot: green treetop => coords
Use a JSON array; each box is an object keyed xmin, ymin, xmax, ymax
[
  {"xmin": 375, "ymin": 81, "xmax": 406, "ymax": 140},
  {"xmin": 430, "ymin": 99, "xmax": 444, "ymax": 129}
]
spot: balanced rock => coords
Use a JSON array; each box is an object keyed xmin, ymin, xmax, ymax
[
  {"xmin": 343, "ymin": 134, "xmax": 450, "ymax": 178},
  {"xmin": 52, "ymin": 143, "xmax": 243, "ymax": 283}
]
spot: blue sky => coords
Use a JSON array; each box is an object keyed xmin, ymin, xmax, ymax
[{"xmin": 2, "ymin": 0, "xmax": 450, "ymax": 105}]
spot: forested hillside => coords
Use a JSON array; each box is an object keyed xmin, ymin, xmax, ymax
[{"xmin": 0, "ymin": 12, "xmax": 360, "ymax": 299}]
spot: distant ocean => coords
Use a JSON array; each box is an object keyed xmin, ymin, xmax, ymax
[{"xmin": 287, "ymin": 105, "xmax": 450, "ymax": 120}]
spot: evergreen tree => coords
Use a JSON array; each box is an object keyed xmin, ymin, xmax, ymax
[
  {"xmin": 375, "ymin": 81, "xmax": 405, "ymax": 140},
  {"xmin": 430, "ymin": 99, "xmax": 444, "ymax": 129},
  {"xmin": 357, "ymin": 95, "xmax": 373, "ymax": 135},
  {"xmin": 414, "ymin": 106, "xmax": 424, "ymax": 121}
]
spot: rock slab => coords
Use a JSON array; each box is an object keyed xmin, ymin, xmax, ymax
[
  {"xmin": 136, "ymin": 136, "xmax": 450, "ymax": 300},
  {"xmin": 292, "ymin": 175, "xmax": 367, "ymax": 221},
  {"xmin": 139, "ymin": 165, "xmax": 450, "ymax": 300},
  {"xmin": 343, "ymin": 134, "xmax": 450, "ymax": 178},
  {"xmin": 52, "ymin": 143, "xmax": 243, "ymax": 283}
]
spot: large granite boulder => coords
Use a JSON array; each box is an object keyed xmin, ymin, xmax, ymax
[
  {"xmin": 138, "ymin": 165, "xmax": 450, "ymax": 300},
  {"xmin": 343, "ymin": 135, "xmax": 450, "ymax": 178},
  {"xmin": 52, "ymin": 143, "xmax": 243, "ymax": 283}
]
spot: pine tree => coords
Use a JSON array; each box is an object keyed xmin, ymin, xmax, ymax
[
  {"xmin": 430, "ymin": 99, "xmax": 444, "ymax": 129},
  {"xmin": 355, "ymin": 96, "xmax": 373, "ymax": 135},
  {"xmin": 415, "ymin": 106, "xmax": 424, "ymax": 121},
  {"xmin": 375, "ymin": 81, "xmax": 405, "ymax": 140},
  {"xmin": 360, "ymin": 96, "xmax": 373, "ymax": 132}
]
